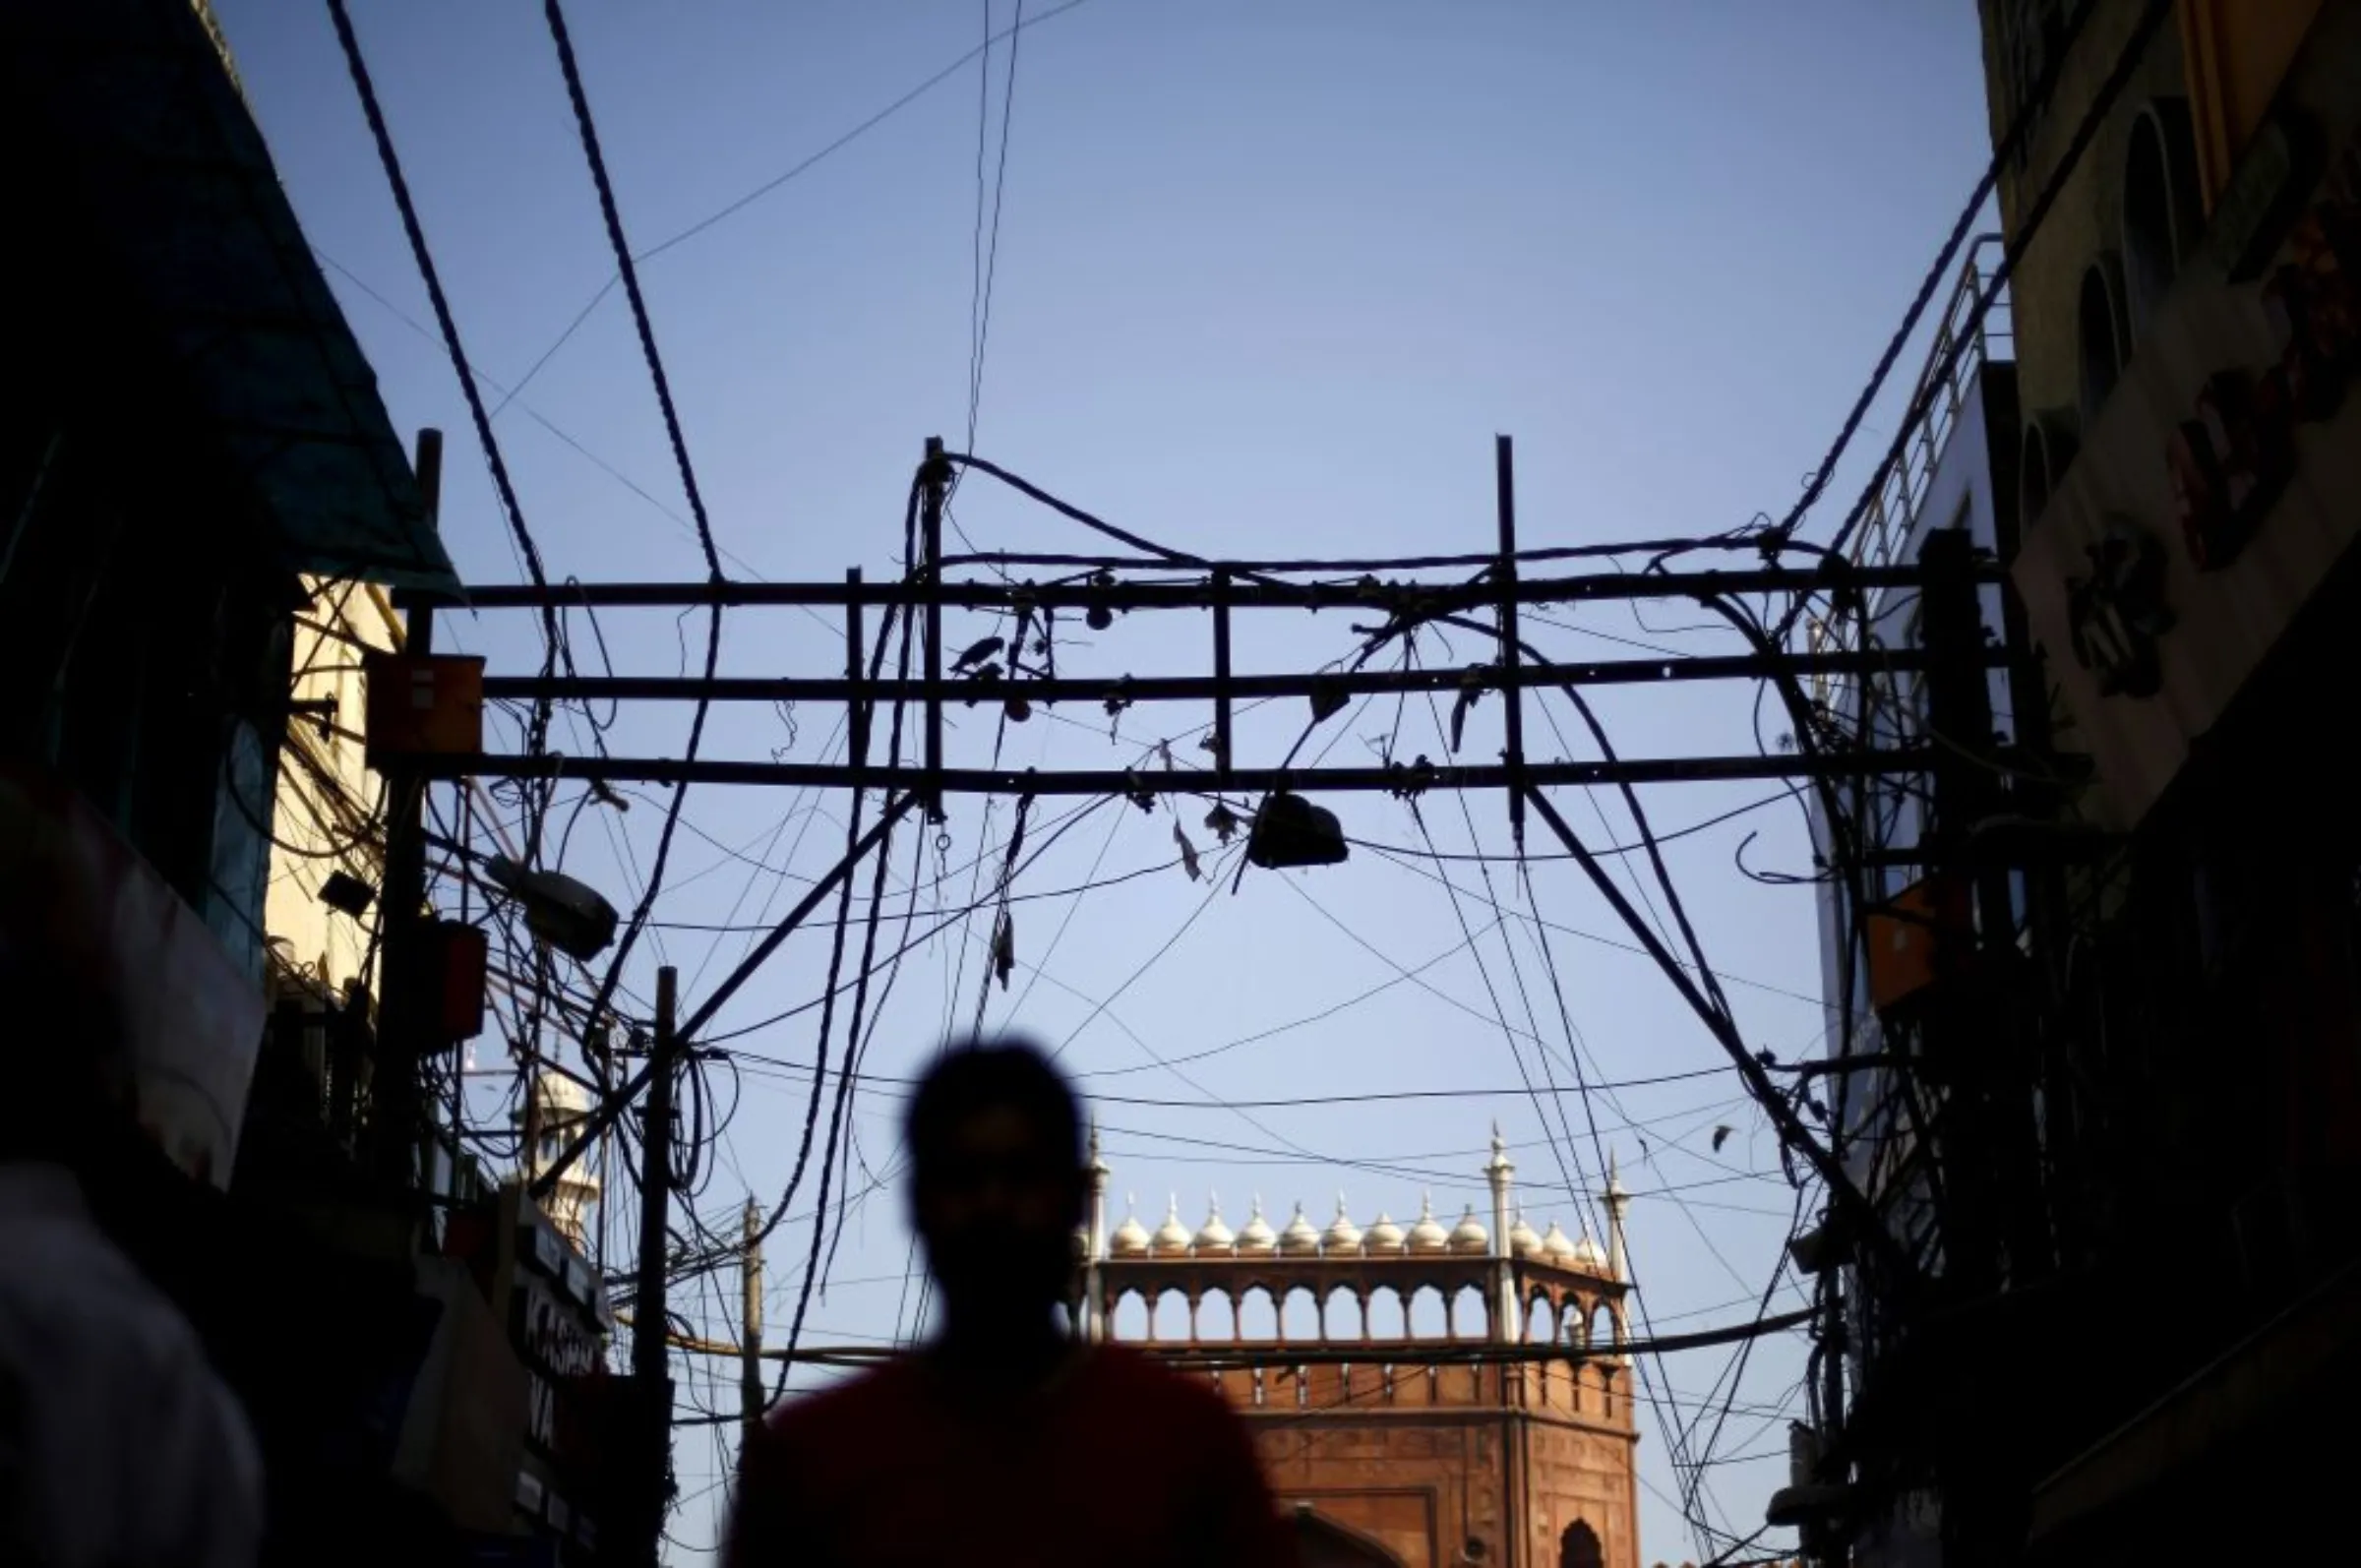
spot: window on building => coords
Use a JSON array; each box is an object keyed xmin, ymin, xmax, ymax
[
  {"xmin": 2020, "ymin": 415, "xmax": 2077, "ymax": 531},
  {"xmin": 2124, "ymin": 102, "xmax": 2205, "ymax": 335},
  {"xmin": 2006, "ymin": 0, "xmax": 2070, "ymax": 167},
  {"xmin": 1560, "ymin": 1521, "xmax": 1605, "ymax": 1568},
  {"xmin": 2079, "ymin": 259, "xmax": 2130, "ymax": 426}
]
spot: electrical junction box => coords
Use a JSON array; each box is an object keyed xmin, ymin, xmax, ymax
[{"xmin": 364, "ymin": 651, "xmax": 484, "ymax": 763}]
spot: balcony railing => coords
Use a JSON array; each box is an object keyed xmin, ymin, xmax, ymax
[{"xmin": 1806, "ymin": 235, "xmax": 2012, "ymax": 713}]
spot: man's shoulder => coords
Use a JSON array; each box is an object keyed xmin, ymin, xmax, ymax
[
  {"xmin": 1079, "ymin": 1341, "xmax": 1239, "ymax": 1421},
  {"xmin": 759, "ymin": 1357, "xmax": 919, "ymax": 1445}
]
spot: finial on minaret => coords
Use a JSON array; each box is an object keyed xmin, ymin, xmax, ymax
[
  {"xmin": 1486, "ymin": 1122, "xmax": 1514, "ymax": 1177},
  {"xmin": 1082, "ymin": 1126, "xmax": 1111, "ymax": 1262},
  {"xmin": 1604, "ymin": 1148, "xmax": 1632, "ymax": 1284}
]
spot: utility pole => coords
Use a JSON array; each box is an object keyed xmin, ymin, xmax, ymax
[
  {"xmin": 741, "ymin": 1196, "xmax": 764, "ymax": 1449},
  {"xmin": 1914, "ymin": 527, "xmax": 2037, "ymax": 1565},
  {"xmin": 372, "ymin": 427, "xmax": 441, "ymax": 1201},
  {"xmin": 628, "ymin": 965, "xmax": 679, "ymax": 1566},
  {"xmin": 919, "ymin": 435, "xmax": 947, "ymax": 823},
  {"xmin": 1495, "ymin": 433, "xmax": 1526, "ymax": 848}
]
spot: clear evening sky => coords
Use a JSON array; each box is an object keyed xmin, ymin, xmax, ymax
[{"xmin": 215, "ymin": 3, "xmax": 1990, "ymax": 1560}]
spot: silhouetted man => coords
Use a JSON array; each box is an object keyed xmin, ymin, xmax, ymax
[{"xmin": 726, "ymin": 1039, "xmax": 1295, "ymax": 1568}]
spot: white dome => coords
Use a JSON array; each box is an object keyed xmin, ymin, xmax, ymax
[
  {"xmin": 532, "ymin": 1072, "xmax": 590, "ymax": 1115},
  {"xmin": 1150, "ymin": 1195, "xmax": 1193, "ymax": 1257},
  {"xmin": 1237, "ymin": 1197, "xmax": 1278, "ymax": 1257},
  {"xmin": 1279, "ymin": 1202, "xmax": 1322, "ymax": 1256},
  {"xmin": 1569, "ymin": 1226, "xmax": 1610, "ymax": 1272},
  {"xmin": 1322, "ymin": 1195, "xmax": 1363, "ymax": 1254},
  {"xmin": 1448, "ymin": 1204, "xmax": 1489, "ymax": 1254},
  {"xmin": 1540, "ymin": 1219, "xmax": 1577, "ymax": 1260},
  {"xmin": 1364, "ymin": 1212, "xmax": 1406, "ymax": 1253},
  {"xmin": 1110, "ymin": 1195, "xmax": 1151, "ymax": 1258},
  {"xmin": 1508, "ymin": 1212, "xmax": 1543, "ymax": 1258},
  {"xmin": 1407, "ymin": 1193, "xmax": 1451, "ymax": 1254},
  {"xmin": 1192, "ymin": 1195, "xmax": 1237, "ymax": 1256}
]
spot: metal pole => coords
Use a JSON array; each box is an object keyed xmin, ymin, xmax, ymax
[
  {"xmin": 1915, "ymin": 529, "xmax": 2039, "ymax": 1566},
  {"xmin": 420, "ymin": 561, "xmax": 2003, "ymax": 613},
  {"xmin": 920, "ymin": 437, "xmax": 947, "ymax": 822},
  {"xmin": 741, "ymin": 1196, "xmax": 764, "ymax": 1449},
  {"xmin": 474, "ymin": 643, "xmax": 1998, "ymax": 709},
  {"xmin": 1212, "ymin": 568, "xmax": 1234, "ymax": 788},
  {"xmin": 630, "ymin": 965, "xmax": 679, "ymax": 1566},
  {"xmin": 846, "ymin": 568, "xmax": 867, "ymax": 788},
  {"xmin": 371, "ymin": 426, "xmax": 441, "ymax": 1198},
  {"xmin": 414, "ymin": 748, "xmax": 1967, "ymax": 797},
  {"xmin": 1495, "ymin": 434, "xmax": 1525, "ymax": 847}
]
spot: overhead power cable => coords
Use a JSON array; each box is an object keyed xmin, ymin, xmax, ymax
[
  {"xmin": 322, "ymin": 0, "xmax": 560, "ymax": 727},
  {"xmin": 965, "ymin": 0, "xmax": 1025, "ymax": 455},
  {"xmin": 1803, "ymin": 0, "xmax": 2174, "ymax": 574},
  {"xmin": 719, "ymin": 1051, "xmax": 1730, "ymax": 1108},
  {"xmin": 1765, "ymin": 0, "xmax": 2096, "ymax": 542},
  {"xmin": 498, "ymin": 0, "xmax": 1100, "ymax": 406},
  {"xmin": 664, "ymin": 1304, "xmax": 1815, "ymax": 1369},
  {"xmin": 539, "ymin": 0, "xmax": 731, "ymax": 1043}
]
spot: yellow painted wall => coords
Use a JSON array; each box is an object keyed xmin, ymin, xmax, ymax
[
  {"xmin": 264, "ymin": 576, "xmax": 403, "ymax": 997},
  {"xmin": 2180, "ymin": 0, "xmax": 2326, "ymax": 205}
]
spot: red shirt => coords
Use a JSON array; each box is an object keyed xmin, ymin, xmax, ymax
[{"xmin": 727, "ymin": 1342, "xmax": 1297, "ymax": 1568}]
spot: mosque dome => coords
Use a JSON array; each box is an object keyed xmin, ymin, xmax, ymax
[
  {"xmin": 1110, "ymin": 1196, "xmax": 1151, "ymax": 1258},
  {"xmin": 1407, "ymin": 1194, "xmax": 1451, "ymax": 1255},
  {"xmin": 531, "ymin": 1072, "xmax": 590, "ymax": 1117},
  {"xmin": 1237, "ymin": 1197, "xmax": 1278, "ymax": 1257},
  {"xmin": 1449, "ymin": 1204, "xmax": 1490, "ymax": 1254},
  {"xmin": 1508, "ymin": 1212, "xmax": 1543, "ymax": 1258},
  {"xmin": 1322, "ymin": 1196, "xmax": 1363, "ymax": 1254},
  {"xmin": 1150, "ymin": 1195, "xmax": 1193, "ymax": 1257},
  {"xmin": 1279, "ymin": 1202, "xmax": 1322, "ymax": 1257},
  {"xmin": 1569, "ymin": 1226, "xmax": 1611, "ymax": 1273},
  {"xmin": 1192, "ymin": 1195, "xmax": 1237, "ymax": 1256},
  {"xmin": 1364, "ymin": 1211, "xmax": 1406, "ymax": 1253},
  {"xmin": 1541, "ymin": 1220, "xmax": 1577, "ymax": 1261}
]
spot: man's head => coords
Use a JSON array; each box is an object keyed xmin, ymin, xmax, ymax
[{"xmin": 904, "ymin": 1038, "xmax": 1086, "ymax": 1331}]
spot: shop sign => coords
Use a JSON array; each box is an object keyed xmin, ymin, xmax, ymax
[{"xmin": 515, "ymin": 1266, "xmax": 603, "ymax": 1458}]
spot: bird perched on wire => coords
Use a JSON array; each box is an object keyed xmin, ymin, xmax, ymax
[{"xmin": 951, "ymin": 635, "xmax": 1005, "ymax": 674}]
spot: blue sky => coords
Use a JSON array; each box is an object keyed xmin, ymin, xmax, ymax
[{"xmin": 217, "ymin": 2, "xmax": 1994, "ymax": 1560}]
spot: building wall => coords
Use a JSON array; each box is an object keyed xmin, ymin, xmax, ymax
[
  {"xmin": 1977, "ymin": 3, "xmax": 2197, "ymax": 441},
  {"xmin": 1103, "ymin": 1240, "xmax": 1642, "ymax": 1568},
  {"xmin": 265, "ymin": 575, "xmax": 403, "ymax": 995},
  {"xmin": 1209, "ymin": 1360, "xmax": 1638, "ymax": 1568},
  {"xmin": 2181, "ymin": 0, "xmax": 2328, "ymax": 202}
]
